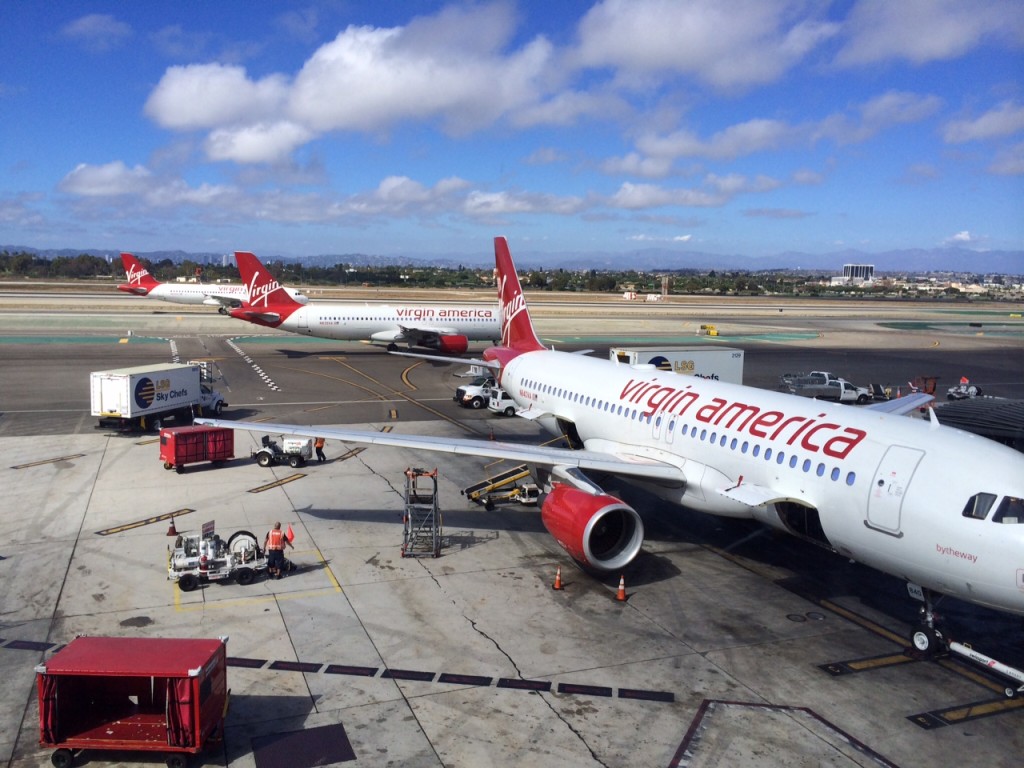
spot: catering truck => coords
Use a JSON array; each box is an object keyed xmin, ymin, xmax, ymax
[
  {"xmin": 91, "ymin": 362, "xmax": 227, "ymax": 432},
  {"xmin": 609, "ymin": 346, "xmax": 744, "ymax": 384}
]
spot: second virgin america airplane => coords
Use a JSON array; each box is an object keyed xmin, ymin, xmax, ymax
[
  {"xmin": 200, "ymin": 237, "xmax": 1024, "ymax": 679},
  {"xmin": 229, "ymin": 251, "xmax": 499, "ymax": 354},
  {"xmin": 117, "ymin": 252, "xmax": 307, "ymax": 312}
]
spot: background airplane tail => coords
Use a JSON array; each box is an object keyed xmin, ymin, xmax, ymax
[
  {"xmin": 235, "ymin": 251, "xmax": 300, "ymax": 307},
  {"xmin": 120, "ymin": 253, "xmax": 160, "ymax": 289},
  {"xmin": 495, "ymin": 237, "xmax": 545, "ymax": 352}
]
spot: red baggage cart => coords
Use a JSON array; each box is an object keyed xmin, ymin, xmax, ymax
[
  {"xmin": 36, "ymin": 635, "xmax": 229, "ymax": 768},
  {"xmin": 159, "ymin": 425, "xmax": 234, "ymax": 473}
]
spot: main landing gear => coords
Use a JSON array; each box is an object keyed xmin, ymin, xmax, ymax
[{"xmin": 908, "ymin": 584, "xmax": 1024, "ymax": 699}]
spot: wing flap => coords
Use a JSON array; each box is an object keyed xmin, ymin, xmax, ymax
[
  {"xmin": 232, "ymin": 310, "xmax": 281, "ymax": 323},
  {"xmin": 717, "ymin": 482, "xmax": 797, "ymax": 508},
  {"xmin": 864, "ymin": 392, "xmax": 933, "ymax": 415}
]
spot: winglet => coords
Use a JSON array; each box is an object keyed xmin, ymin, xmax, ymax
[
  {"xmin": 495, "ymin": 237, "xmax": 544, "ymax": 352},
  {"xmin": 118, "ymin": 252, "xmax": 160, "ymax": 295},
  {"xmin": 235, "ymin": 251, "xmax": 301, "ymax": 309}
]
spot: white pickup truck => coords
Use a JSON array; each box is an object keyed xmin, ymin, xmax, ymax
[
  {"xmin": 787, "ymin": 371, "xmax": 872, "ymax": 404},
  {"xmin": 453, "ymin": 375, "xmax": 496, "ymax": 409}
]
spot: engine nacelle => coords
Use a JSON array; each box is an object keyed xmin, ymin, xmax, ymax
[
  {"xmin": 434, "ymin": 334, "xmax": 469, "ymax": 354},
  {"xmin": 540, "ymin": 484, "xmax": 644, "ymax": 572}
]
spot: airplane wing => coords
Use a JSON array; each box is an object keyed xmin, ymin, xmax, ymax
[
  {"xmin": 194, "ymin": 418, "xmax": 683, "ymax": 482},
  {"xmin": 389, "ymin": 350, "xmax": 501, "ymax": 369},
  {"xmin": 201, "ymin": 293, "xmax": 244, "ymax": 309},
  {"xmin": 864, "ymin": 392, "xmax": 933, "ymax": 415}
]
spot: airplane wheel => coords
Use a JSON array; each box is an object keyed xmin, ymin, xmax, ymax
[{"xmin": 911, "ymin": 627, "xmax": 941, "ymax": 657}]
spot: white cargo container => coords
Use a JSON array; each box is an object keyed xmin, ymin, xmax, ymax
[
  {"xmin": 609, "ymin": 346, "xmax": 744, "ymax": 384},
  {"xmin": 90, "ymin": 362, "xmax": 226, "ymax": 431}
]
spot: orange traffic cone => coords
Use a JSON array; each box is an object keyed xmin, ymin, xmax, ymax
[
  {"xmin": 166, "ymin": 516, "xmax": 177, "ymax": 537},
  {"xmin": 896, "ymin": 386, "xmax": 902, "ymax": 398},
  {"xmin": 552, "ymin": 566, "xmax": 563, "ymax": 591},
  {"xmin": 615, "ymin": 575, "xmax": 626, "ymax": 602}
]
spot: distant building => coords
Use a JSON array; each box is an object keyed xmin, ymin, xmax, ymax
[{"xmin": 830, "ymin": 263, "xmax": 875, "ymax": 286}]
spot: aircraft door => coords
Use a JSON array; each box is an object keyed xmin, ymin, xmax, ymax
[
  {"xmin": 866, "ymin": 446, "xmax": 924, "ymax": 536},
  {"xmin": 298, "ymin": 308, "xmax": 308, "ymax": 330}
]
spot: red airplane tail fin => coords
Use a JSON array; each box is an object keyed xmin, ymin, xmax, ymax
[
  {"xmin": 235, "ymin": 251, "xmax": 300, "ymax": 308},
  {"xmin": 494, "ymin": 237, "xmax": 544, "ymax": 353},
  {"xmin": 118, "ymin": 252, "xmax": 160, "ymax": 294}
]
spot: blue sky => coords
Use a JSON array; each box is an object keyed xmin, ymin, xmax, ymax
[{"xmin": 2, "ymin": 1, "xmax": 1023, "ymax": 261}]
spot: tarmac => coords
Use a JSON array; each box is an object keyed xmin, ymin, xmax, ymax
[{"xmin": 1, "ymin": 292, "xmax": 1023, "ymax": 767}]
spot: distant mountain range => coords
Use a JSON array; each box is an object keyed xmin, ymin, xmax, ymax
[{"xmin": 4, "ymin": 244, "xmax": 1022, "ymax": 275}]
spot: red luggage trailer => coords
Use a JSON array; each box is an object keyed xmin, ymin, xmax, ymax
[
  {"xmin": 36, "ymin": 636, "xmax": 229, "ymax": 768},
  {"xmin": 159, "ymin": 425, "xmax": 234, "ymax": 473}
]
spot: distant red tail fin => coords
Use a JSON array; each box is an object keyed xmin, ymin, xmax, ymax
[
  {"xmin": 235, "ymin": 251, "xmax": 300, "ymax": 308},
  {"xmin": 118, "ymin": 253, "xmax": 160, "ymax": 294},
  {"xmin": 495, "ymin": 237, "xmax": 544, "ymax": 352}
]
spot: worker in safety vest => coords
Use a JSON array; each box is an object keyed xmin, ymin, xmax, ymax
[{"xmin": 264, "ymin": 522, "xmax": 293, "ymax": 579}]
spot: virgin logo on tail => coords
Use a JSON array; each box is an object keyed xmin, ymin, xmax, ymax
[
  {"xmin": 245, "ymin": 271, "xmax": 284, "ymax": 308},
  {"xmin": 126, "ymin": 263, "xmax": 150, "ymax": 285},
  {"xmin": 494, "ymin": 237, "xmax": 544, "ymax": 352}
]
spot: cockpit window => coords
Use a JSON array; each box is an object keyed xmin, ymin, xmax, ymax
[
  {"xmin": 992, "ymin": 496, "xmax": 1024, "ymax": 524},
  {"xmin": 961, "ymin": 492, "xmax": 997, "ymax": 520}
]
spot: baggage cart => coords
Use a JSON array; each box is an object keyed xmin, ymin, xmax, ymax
[
  {"xmin": 160, "ymin": 425, "xmax": 234, "ymax": 473},
  {"xmin": 36, "ymin": 635, "xmax": 228, "ymax": 768}
]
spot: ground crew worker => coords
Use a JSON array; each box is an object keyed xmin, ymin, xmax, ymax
[
  {"xmin": 264, "ymin": 522, "xmax": 292, "ymax": 579},
  {"xmin": 314, "ymin": 436, "xmax": 326, "ymax": 463}
]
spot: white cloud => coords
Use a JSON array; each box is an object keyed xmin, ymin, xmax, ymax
[
  {"xmin": 814, "ymin": 91, "xmax": 942, "ymax": 144},
  {"xmin": 835, "ymin": 0, "xmax": 1023, "ymax": 67},
  {"xmin": 60, "ymin": 14, "xmax": 131, "ymax": 52},
  {"xmin": 205, "ymin": 122, "xmax": 313, "ymax": 164},
  {"xmin": 572, "ymin": 0, "xmax": 838, "ymax": 88},
  {"xmin": 59, "ymin": 162, "xmax": 152, "ymax": 196},
  {"xmin": 144, "ymin": 64, "xmax": 289, "ymax": 130},
  {"xmin": 944, "ymin": 101, "xmax": 1024, "ymax": 143}
]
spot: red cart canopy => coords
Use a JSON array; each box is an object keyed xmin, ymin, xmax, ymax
[{"xmin": 41, "ymin": 636, "xmax": 225, "ymax": 677}]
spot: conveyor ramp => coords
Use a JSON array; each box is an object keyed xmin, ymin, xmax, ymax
[{"xmin": 462, "ymin": 464, "xmax": 531, "ymax": 502}]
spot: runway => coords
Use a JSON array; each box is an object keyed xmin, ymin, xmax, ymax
[{"xmin": 1, "ymin": 293, "xmax": 1022, "ymax": 767}]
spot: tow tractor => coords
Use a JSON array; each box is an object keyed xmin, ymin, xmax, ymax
[
  {"xmin": 167, "ymin": 525, "xmax": 268, "ymax": 592},
  {"xmin": 252, "ymin": 434, "xmax": 313, "ymax": 468}
]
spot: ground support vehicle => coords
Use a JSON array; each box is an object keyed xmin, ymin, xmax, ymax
[
  {"xmin": 159, "ymin": 425, "xmax": 234, "ymax": 473},
  {"xmin": 402, "ymin": 468, "xmax": 442, "ymax": 558},
  {"xmin": 454, "ymin": 375, "xmax": 496, "ymax": 409},
  {"xmin": 609, "ymin": 346, "xmax": 744, "ymax": 384},
  {"xmin": 252, "ymin": 435, "xmax": 313, "ymax": 468},
  {"xmin": 36, "ymin": 635, "xmax": 228, "ymax": 768},
  {"xmin": 167, "ymin": 527, "xmax": 267, "ymax": 591},
  {"xmin": 488, "ymin": 388, "xmax": 518, "ymax": 416},
  {"xmin": 785, "ymin": 371, "xmax": 872, "ymax": 403},
  {"xmin": 947, "ymin": 382, "xmax": 983, "ymax": 400},
  {"xmin": 91, "ymin": 362, "xmax": 226, "ymax": 432},
  {"xmin": 462, "ymin": 464, "xmax": 541, "ymax": 510}
]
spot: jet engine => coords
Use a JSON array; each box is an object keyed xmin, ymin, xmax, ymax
[
  {"xmin": 540, "ymin": 484, "xmax": 644, "ymax": 572},
  {"xmin": 432, "ymin": 335, "xmax": 469, "ymax": 354}
]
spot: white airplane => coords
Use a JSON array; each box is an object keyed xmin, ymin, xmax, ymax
[
  {"xmin": 229, "ymin": 250, "xmax": 499, "ymax": 354},
  {"xmin": 117, "ymin": 252, "xmax": 307, "ymax": 312},
  {"xmin": 199, "ymin": 237, "xmax": 1024, "ymax": 685}
]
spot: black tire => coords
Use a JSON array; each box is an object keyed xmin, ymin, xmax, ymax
[
  {"xmin": 164, "ymin": 462, "xmax": 173, "ymax": 470},
  {"xmin": 503, "ymin": 406, "xmax": 515, "ymax": 417},
  {"xmin": 51, "ymin": 749, "xmax": 74, "ymax": 768},
  {"xmin": 213, "ymin": 401, "xmax": 224, "ymax": 415},
  {"xmin": 175, "ymin": 465, "xmax": 184, "ymax": 474},
  {"xmin": 165, "ymin": 754, "xmax": 188, "ymax": 768},
  {"xmin": 470, "ymin": 396, "xmax": 484, "ymax": 409},
  {"xmin": 484, "ymin": 498, "xmax": 495, "ymax": 511},
  {"xmin": 235, "ymin": 567, "xmax": 255, "ymax": 586},
  {"xmin": 856, "ymin": 394, "xmax": 870, "ymax": 404},
  {"xmin": 256, "ymin": 452, "xmax": 272, "ymax": 467},
  {"xmin": 178, "ymin": 573, "xmax": 199, "ymax": 593},
  {"xmin": 151, "ymin": 417, "xmax": 163, "ymax": 432},
  {"xmin": 289, "ymin": 455, "xmax": 301, "ymax": 468},
  {"xmin": 911, "ymin": 627, "xmax": 942, "ymax": 657}
]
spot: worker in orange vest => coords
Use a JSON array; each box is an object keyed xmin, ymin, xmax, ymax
[
  {"xmin": 264, "ymin": 522, "xmax": 293, "ymax": 579},
  {"xmin": 314, "ymin": 436, "xmax": 326, "ymax": 463}
]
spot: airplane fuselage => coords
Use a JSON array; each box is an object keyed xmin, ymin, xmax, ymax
[
  {"xmin": 272, "ymin": 303, "xmax": 500, "ymax": 344},
  {"xmin": 500, "ymin": 351, "xmax": 1024, "ymax": 616}
]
